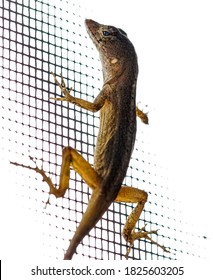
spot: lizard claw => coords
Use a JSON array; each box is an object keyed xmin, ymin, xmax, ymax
[{"xmin": 50, "ymin": 71, "xmax": 73, "ymax": 102}]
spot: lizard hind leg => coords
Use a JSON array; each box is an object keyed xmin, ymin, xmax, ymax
[{"xmin": 115, "ymin": 186, "xmax": 169, "ymax": 259}]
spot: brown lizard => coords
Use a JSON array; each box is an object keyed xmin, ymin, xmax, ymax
[{"xmin": 11, "ymin": 19, "xmax": 168, "ymax": 259}]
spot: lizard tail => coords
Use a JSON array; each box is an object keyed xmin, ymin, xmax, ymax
[{"xmin": 64, "ymin": 187, "xmax": 117, "ymax": 260}]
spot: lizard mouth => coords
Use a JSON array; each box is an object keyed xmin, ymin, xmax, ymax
[{"xmin": 85, "ymin": 19, "xmax": 102, "ymax": 48}]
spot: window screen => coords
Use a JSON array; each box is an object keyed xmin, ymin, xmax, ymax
[{"xmin": 0, "ymin": 0, "xmax": 208, "ymax": 260}]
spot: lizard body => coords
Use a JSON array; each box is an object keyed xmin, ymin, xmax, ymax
[
  {"xmin": 11, "ymin": 19, "xmax": 168, "ymax": 259},
  {"xmin": 65, "ymin": 19, "xmax": 138, "ymax": 259}
]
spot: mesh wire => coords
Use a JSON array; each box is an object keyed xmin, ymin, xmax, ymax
[{"xmin": 0, "ymin": 0, "xmax": 207, "ymax": 260}]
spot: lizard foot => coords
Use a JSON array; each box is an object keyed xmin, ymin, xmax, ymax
[
  {"xmin": 124, "ymin": 224, "xmax": 169, "ymax": 259},
  {"xmin": 50, "ymin": 72, "xmax": 74, "ymax": 102},
  {"xmin": 10, "ymin": 156, "xmax": 66, "ymax": 208}
]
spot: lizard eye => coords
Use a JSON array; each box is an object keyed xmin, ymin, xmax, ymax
[{"xmin": 102, "ymin": 31, "xmax": 111, "ymax": 36}]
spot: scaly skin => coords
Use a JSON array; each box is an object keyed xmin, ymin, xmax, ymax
[{"xmin": 64, "ymin": 19, "xmax": 138, "ymax": 259}]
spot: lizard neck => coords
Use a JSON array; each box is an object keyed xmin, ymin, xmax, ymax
[{"xmin": 101, "ymin": 51, "xmax": 138, "ymax": 86}]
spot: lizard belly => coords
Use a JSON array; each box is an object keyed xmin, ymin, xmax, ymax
[{"xmin": 94, "ymin": 100, "xmax": 136, "ymax": 188}]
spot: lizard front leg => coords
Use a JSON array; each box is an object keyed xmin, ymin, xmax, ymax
[
  {"xmin": 52, "ymin": 72, "xmax": 149, "ymax": 125},
  {"xmin": 115, "ymin": 186, "xmax": 169, "ymax": 259},
  {"xmin": 136, "ymin": 107, "xmax": 149, "ymax": 124},
  {"xmin": 50, "ymin": 72, "xmax": 108, "ymax": 112}
]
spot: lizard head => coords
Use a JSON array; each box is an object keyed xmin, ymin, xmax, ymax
[{"xmin": 85, "ymin": 19, "xmax": 137, "ymax": 74}]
